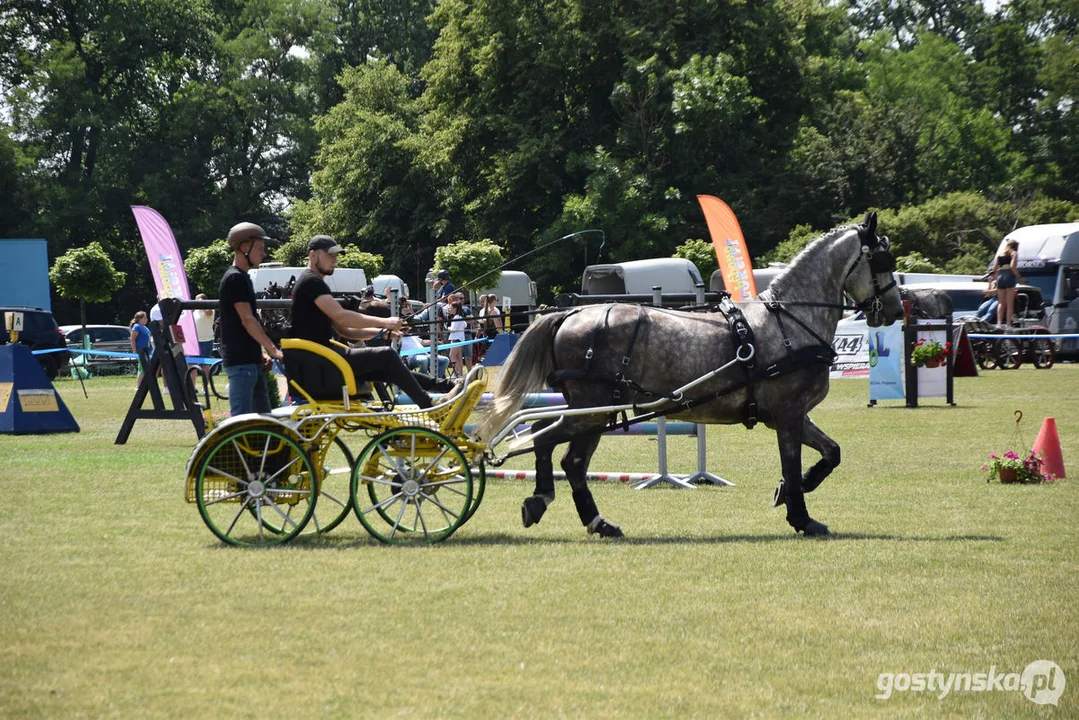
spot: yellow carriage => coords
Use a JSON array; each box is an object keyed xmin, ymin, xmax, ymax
[{"xmin": 184, "ymin": 339, "xmax": 489, "ymax": 547}]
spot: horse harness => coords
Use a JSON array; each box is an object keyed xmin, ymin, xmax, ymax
[
  {"xmin": 543, "ymin": 224, "xmax": 896, "ymax": 433},
  {"xmin": 545, "ymin": 296, "xmax": 836, "ymax": 431}
]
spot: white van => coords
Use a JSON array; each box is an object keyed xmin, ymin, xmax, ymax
[
  {"xmin": 248, "ymin": 263, "xmax": 367, "ymax": 296},
  {"xmin": 996, "ymin": 223, "xmax": 1079, "ymax": 358},
  {"xmin": 582, "ymin": 258, "xmax": 703, "ymax": 295},
  {"xmin": 372, "ymin": 274, "xmax": 409, "ymax": 299}
]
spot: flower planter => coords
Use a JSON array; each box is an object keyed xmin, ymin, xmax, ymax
[
  {"xmin": 998, "ymin": 467, "xmax": 1018, "ymax": 484},
  {"xmin": 925, "ymin": 357, "xmax": 942, "ymax": 368}
]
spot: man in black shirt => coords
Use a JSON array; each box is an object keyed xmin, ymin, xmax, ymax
[
  {"xmin": 289, "ymin": 235, "xmax": 456, "ymax": 408},
  {"xmin": 219, "ymin": 222, "xmax": 283, "ymax": 416}
]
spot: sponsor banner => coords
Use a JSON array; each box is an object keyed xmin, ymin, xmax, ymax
[
  {"xmin": 831, "ymin": 319, "xmax": 869, "ymax": 378},
  {"xmin": 697, "ymin": 195, "xmax": 757, "ymax": 302},
  {"xmin": 17, "ymin": 388, "xmax": 59, "ymax": 412},
  {"xmin": 131, "ymin": 206, "xmax": 199, "ymax": 357},
  {"xmin": 869, "ymin": 324, "xmax": 904, "ymax": 400}
]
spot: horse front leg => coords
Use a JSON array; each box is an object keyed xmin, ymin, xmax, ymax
[
  {"xmin": 773, "ymin": 416, "xmax": 840, "ymax": 505},
  {"xmin": 800, "ymin": 416, "xmax": 840, "ymax": 494},
  {"xmin": 775, "ymin": 417, "xmax": 830, "ymax": 536},
  {"xmin": 522, "ymin": 423, "xmax": 557, "ymax": 528},
  {"xmin": 561, "ymin": 434, "xmax": 623, "ymax": 538}
]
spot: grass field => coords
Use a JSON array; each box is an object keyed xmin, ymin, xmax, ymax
[{"xmin": 2, "ymin": 366, "xmax": 1077, "ymax": 718}]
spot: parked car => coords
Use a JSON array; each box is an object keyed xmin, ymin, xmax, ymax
[
  {"xmin": 59, "ymin": 324, "xmax": 138, "ymax": 373},
  {"xmin": 0, "ymin": 306, "xmax": 69, "ymax": 379}
]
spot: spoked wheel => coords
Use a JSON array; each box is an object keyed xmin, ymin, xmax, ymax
[
  {"xmin": 194, "ymin": 426, "xmax": 317, "ymax": 547},
  {"xmin": 996, "ymin": 338, "xmax": 1023, "ymax": 369},
  {"xmin": 1031, "ymin": 338, "xmax": 1055, "ymax": 369},
  {"xmin": 350, "ymin": 427, "xmax": 473, "ymax": 545},
  {"xmin": 975, "ymin": 340, "xmax": 998, "ymax": 370},
  {"xmin": 306, "ymin": 436, "xmax": 355, "ymax": 534},
  {"xmin": 459, "ymin": 458, "xmax": 486, "ymax": 527}
]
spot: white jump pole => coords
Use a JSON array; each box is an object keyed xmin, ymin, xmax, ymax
[
  {"xmin": 634, "ymin": 285, "xmax": 696, "ymax": 490},
  {"xmin": 488, "ymin": 469, "xmax": 659, "ymax": 484}
]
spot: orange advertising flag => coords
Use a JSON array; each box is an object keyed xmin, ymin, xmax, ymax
[{"xmin": 697, "ymin": 195, "xmax": 757, "ymax": 302}]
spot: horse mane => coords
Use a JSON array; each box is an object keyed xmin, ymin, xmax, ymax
[{"xmin": 760, "ymin": 224, "xmax": 857, "ymax": 300}]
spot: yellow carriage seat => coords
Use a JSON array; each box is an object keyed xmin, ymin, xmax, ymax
[{"xmin": 280, "ymin": 338, "xmax": 382, "ymax": 407}]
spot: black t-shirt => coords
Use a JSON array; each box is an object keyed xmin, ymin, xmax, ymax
[
  {"xmin": 288, "ymin": 269, "xmax": 335, "ymax": 344},
  {"xmin": 218, "ymin": 265, "xmax": 261, "ymax": 366}
]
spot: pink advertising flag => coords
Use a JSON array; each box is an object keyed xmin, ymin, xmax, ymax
[{"xmin": 130, "ymin": 206, "xmax": 200, "ymax": 357}]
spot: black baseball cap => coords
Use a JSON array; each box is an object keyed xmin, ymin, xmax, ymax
[
  {"xmin": 436, "ymin": 269, "xmax": 450, "ymax": 280},
  {"xmin": 308, "ymin": 235, "xmax": 342, "ymax": 254}
]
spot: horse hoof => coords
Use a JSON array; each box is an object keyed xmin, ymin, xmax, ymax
[
  {"xmin": 587, "ymin": 516, "xmax": 624, "ymax": 538},
  {"xmin": 772, "ymin": 481, "xmax": 786, "ymax": 507},
  {"xmin": 796, "ymin": 519, "xmax": 831, "ymax": 537},
  {"xmin": 521, "ymin": 495, "xmax": 551, "ymax": 528}
]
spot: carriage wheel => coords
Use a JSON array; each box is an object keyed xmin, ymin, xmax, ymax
[
  {"xmin": 974, "ymin": 340, "xmax": 998, "ymax": 370},
  {"xmin": 194, "ymin": 426, "xmax": 317, "ymax": 547},
  {"xmin": 350, "ymin": 427, "xmax": 473, "ymax": 545},
  {"xmin": 458, "ymin": 458, "xmax": 486, "ymax": 528},
  {"xmin": 260, "ymin": 435, "xmax": 354, "ymax": 536},
  {"xmin": 1031, "ymin": 338, "xmax": 1055, "ymax": 369},
  {"xmin": 996, "ymin": 338, "xmax": 1023, "ymax": 369},
  {"xmin": 309, "ymin": 436, "xmax": 355, "ymax": 534}
]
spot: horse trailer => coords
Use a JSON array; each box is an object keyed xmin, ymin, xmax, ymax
[{"xmin": 582, "ymin": 258, "xmax": 704, "ymax": 295}]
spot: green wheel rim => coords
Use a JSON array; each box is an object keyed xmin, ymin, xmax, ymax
[
  {"xmin": 310, "ymin": 436, "xmax": 355, "ymax": 534},
  {"xmin": 350, "ymin": 427, "xmax": 473, "ymax": 545},
  {"xmin": 195, "ymin": 427, "xmax": 317, "ymax": 547},
  {"xmin": 459, "ymin": 459, "xmax": 486, "ymax": 527}
]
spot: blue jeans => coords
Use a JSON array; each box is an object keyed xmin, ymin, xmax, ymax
[
  {"xmin": 225, "ymin": 363, "xmax": 271, "ymax": 416},
  {"xmin": 198, "ymin": 340, "xmax": 214, "ymax": 358},
  {"xmin": 408, "ymin": 352, "xmax": 449, "ymax": 377}
]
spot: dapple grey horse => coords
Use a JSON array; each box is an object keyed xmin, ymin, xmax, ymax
[{"xmin": 481, "ymin": 214, "xmax": 904, "ymax": 537}]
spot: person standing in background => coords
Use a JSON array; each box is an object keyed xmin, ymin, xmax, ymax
[
  {"xmin": 991, "ymin": 239, "xmax": 1024, "ymax": 326},
  {"xmin": 193, "ymin": 293, "xmax": 215, "ymax": 358},
  {"xmin": 129, "ymin": 311, "xmax": 152, "ymax": 390}
]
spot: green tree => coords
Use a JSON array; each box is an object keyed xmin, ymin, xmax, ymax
[
  {"xmin": 289, "ymin": 61, "xmax": 442, "ymax": 290},
  {"xmin": 432, "ymin": 240, "xmax": 504, "ymax": 292},
  {"xmin": 672, "ymin": 239, "xmax": 717, "ymax": 281},
  {"xmin": 184, "ymin": 240, "xmax": 234, "ymax": 297},
  {"xmin": 895, "ymin": 251, "xmax": 941, "ymax": 273},
  {"xmin": 337, "ymin": 247, "xmax": 384, "ymax": 278},
  {"xmin": 49, "ymin": 242, "xmax": 126, "ymax": 331}
]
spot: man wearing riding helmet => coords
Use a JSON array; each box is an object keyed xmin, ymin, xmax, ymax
[{"xmin": 219, "ymin": 222, "xmax": 284, "ymax": 416}]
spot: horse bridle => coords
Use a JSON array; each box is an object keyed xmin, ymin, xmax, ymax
[{"xmin": 844, "ymin": 224, "xmax": 897, "ymax": 317}]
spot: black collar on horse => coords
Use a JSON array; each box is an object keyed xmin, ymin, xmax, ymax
[{"xmin": 480, "ymin": 213, "xmax": 904, "ymax": 539}]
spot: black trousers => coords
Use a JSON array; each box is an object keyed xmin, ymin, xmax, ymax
[{"xmin": 335, "ymin": 345, "xmax": 452, "ymax": 409}]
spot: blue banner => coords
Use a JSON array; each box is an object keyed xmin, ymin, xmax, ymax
[{"xmin": 868, "ymin": 324, "xmax": 904, "ymax": 400}]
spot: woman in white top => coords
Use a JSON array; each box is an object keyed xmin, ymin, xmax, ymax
[
  {"xmin": 193, "ymin": 293, "xmax": 215, "ymax": 358},
  {"xmin": 447, "ymin": 301, "xmax": 467, "ymax": 376}
]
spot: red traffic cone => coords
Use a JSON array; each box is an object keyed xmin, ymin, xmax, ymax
[{"xmin": 1032, "ymin": 417, "xmax": 1066, "ymax": 480}]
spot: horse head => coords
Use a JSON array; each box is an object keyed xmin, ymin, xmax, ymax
[{"xmin": 844, "ymin": 212, "xmax": 904, "ymax": 327}]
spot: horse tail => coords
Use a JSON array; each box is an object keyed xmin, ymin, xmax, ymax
[{"xmin": 479, "ymin": 311, "xmax": 564, "ymax": 442}]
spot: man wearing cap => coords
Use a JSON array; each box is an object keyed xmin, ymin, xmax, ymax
[
  {"xmin": 433, "ymin": 269, "xmax": 455, "ymax": 301},
  {"xmin": 219, "ymin": 222, "xmax": 284, "ymax": 416},
  {"xmin": 289, "ymin": 235, "xmax": 457, "ymax": 409}
]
